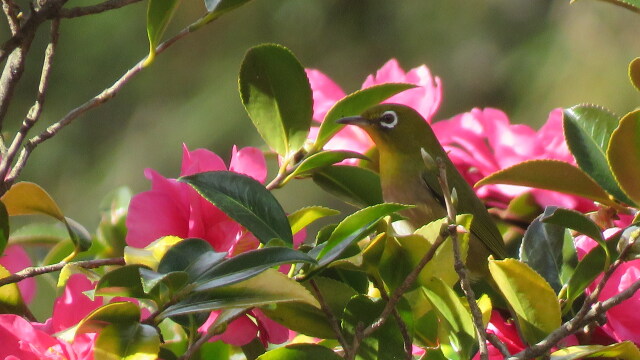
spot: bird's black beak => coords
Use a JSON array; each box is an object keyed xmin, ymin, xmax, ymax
[{"xmin": 336, "ymin": 116, "xmax": 370, "ymax": 127}]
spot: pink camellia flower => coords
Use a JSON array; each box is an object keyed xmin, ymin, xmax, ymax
[
  {"xmin": 432, "ymin": 108, "xmax": 595, "ymax": 211},
  {"xmin": 126, "ymin": 144, "xmax": 290, "ymax": 346},
  {"xmin": 0, "ymin": 245, "xmax": 36, "ymax": 303},
  {"xmin": 574, "ymin": 226, "xmax": 640, "ymax": 345},
  {"xmin": 306, "ymin": 59, "xmax": 442, "ymax": 157}
]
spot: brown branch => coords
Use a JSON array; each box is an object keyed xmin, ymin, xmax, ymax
[
  {"xmin": 0, "ymin": 18, "xmax": 59, "ymax": 183},
  {"xmin": 1, "ymin": 0, "xmax": 20, "ymax": 34},
  {"xmin": 371, "ymin": 277, "xmax": 413, "ymax": 359},
  {"xmin": 0, "ymin": 30, "xmax": 34, "ymax": 135},
  {"xmin": 58, "ymin": 0, "xmax": 142, "ymax": 18},
  {"xmin": 0, "ymin": 257, "xmax": 125, "ymax": 287},
  {"xmin": 309, "ymin": 279, "xmax": 352, "ymax": 357}
]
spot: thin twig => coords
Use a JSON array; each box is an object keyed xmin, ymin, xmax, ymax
[
  {"xmin": 487, "ymin": 333, "xmax": 511, "ymax": 357},
  {"xmin": 371, "ymin": 277, "xmax": 413, "ymax": 359},
  {"xmin": 1, "ymin": 0, "xmax": 20, "ymax": 34},
  {"xmin": 435, "ymin": 157, "xmax": 490, "ymax": 360},
  {"xmin": 0, "ymin": 18, "xmax": 59, "ymax": 182},
  {"xmin": 4, "ymin": 17, "xmax": 196, "ymax": 187},
  {"xmin": 0, "ymin": 257, "xmax": 125, "ymax": 287},
  {"xmin": 58, "ymin": 0, "xmax": 142, "ymax": 18},
  {"xmin": 309, "ymin": 279, "xmax": 351, "ymax": 357},
  {"xmin": 177, "ymin": 309, "xmax": 248, "ymax": 360},
  {"xmin": 0, "ymin": 30, "xmax": 34, "ymax": 137}
]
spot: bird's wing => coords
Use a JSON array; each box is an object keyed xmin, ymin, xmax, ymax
[{"xmin": 419, "ymin": 169, "xmax": 447, "ymax": 210}]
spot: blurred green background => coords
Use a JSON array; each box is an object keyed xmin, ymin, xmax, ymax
[{"xmin": 4, "ymin": 0, "xmax": 640, "ymax": 229}]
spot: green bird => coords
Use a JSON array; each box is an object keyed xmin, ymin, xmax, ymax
[{"xmin": 337, "ymin": 104, "xmax": 506, "ymax": 277}]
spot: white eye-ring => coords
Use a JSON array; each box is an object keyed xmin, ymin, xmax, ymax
[{"xmin": 380, "ymin": 110, "xmax": 398, "ymax": 129}]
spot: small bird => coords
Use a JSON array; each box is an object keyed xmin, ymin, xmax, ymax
[{"xmin": 337, "ymin": 104, "xmax": 506, "ymax": 277}]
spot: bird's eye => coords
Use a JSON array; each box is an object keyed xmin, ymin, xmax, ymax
[{"xmin": 379, "ymin": 110, "xmax": 398, "ymax": 129}]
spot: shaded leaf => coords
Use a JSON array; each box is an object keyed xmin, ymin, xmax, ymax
[
  {"xmin": 313, "ymin": 83, "xmax": 417, "ymax": 150},
  {"xmin": 520, "ymin": 215, "xmax": 566, "ymax": 294},
  {"xmin": 313, "ymin": 165, "xmax": 383, "ymax": 208},
  {"xmin": 180, "ymin": 171, "xmax": 293, "ymax": 245},
  {"xmin": 563, "ymin": 105, "xmax": 632, "ymax": 205},
  {"xmin": 95, "ymin": 265, "xmax": 148, "ymax": 299},
  {"xmin": 607, "ymin": 110, "xmax": 640, "ymax": 205},
  {"xmin": 0, "ymin": 202, "xmax": 7, "ymax": 256},
  {"xmin": 286, "ymin": 150, "xmax": 369, "ymax": 180},
  {"xmin": 239, "ymin": 44, "xmax": 312, "ymax": 157},
  {"xmin": 288, "ymin": 206, "xmax": 340, "ymax": 235},
  {"xmin": 76, "ymin": 302, "xmax": 141, "ymax": 335},
  {"xmin": 476, "ymin": 160, "xmax": 616, "ymax": 207},
  {"xmin": 423, "ymin": 277, "xmax": 476, "ymax": 360},
  {"xmin": 316, "ymin": 203, "xmax": 409, "ymax": 267},
  {"xmin": 631, "ymin": 57, "xmax": 640, "ymax": 92},
  {"xmin": 489, "ymin": 259, "xmax": 561, "ymax": 344},
  {"xmin": 551, "ymin": 341, "xmax": 640, "ymax": 360},
  {"xmin": 145, "ymin": 0, "xmax": 181, "ymax": 63},
  {"xmin": 197, "ymin": 0, "xmax": 255, "ymax": 31},
  {"xmin": 94, "ymin": 322, "xmax": 160, "ymax": 360},
  {"xmin": 156, "ymin": 238, "xmax": 224, "ymax": 280},
  {"xmin": 257, "ymin": 344, "xmax": 342, "ymax": 360}
]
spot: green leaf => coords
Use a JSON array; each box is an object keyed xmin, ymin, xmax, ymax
[
  {"xmin": 197, "ymin": 0, "xmax": 254, "ymax": 28},
  {"xmin": 94, "ymin": 322, "xmax": 160, "ymax": 360},
  {"xmin": 489, "ymin": 258, "xmax": 561, "ymax": 345},
  {"xmin": 607, "ymin": 110, "xmax": 640, "ymax": 205},
  {"xmin": 95, "ymin": 265, "xmax": 148, "ymax": 299},
  {"xmin": 422, "ymin": 277, "xmax": 476, "ymax": 360},
  {"xmin": 572, "ymin": 0, "xmax": 640, "ymax": 13},
  {"xmin": 157, "ymin": 238, "xmax": 226, "ymax": 280},
  {"xmin": 286, "ymin": 150, "xmax": 369, "ymax": 180},
  {"xmin": 520, "ymin": 214, "xmax": 566, "ymax": 294},
  {"xmin": 125, "ymin": 236, "xmax": 184, "ymax": 271},
  {"xmin": 630, "ymin": 57, "xmax": 640, "ymax": 92},
  {"xmin": 0, "ymin": 202, "xmax": 8, "ymax": 256},
  {"xmin": 476, "ymin": 160, "xmax": 617, "ymax": 207},
  {"xmin": 342, "ymin": 295, "xmax": 405, "ymax": 360},
  {"xmin": 313, "ymin": 83, "xmax": 417, "ymax": 150},
  {"xmin": 140, "ymin": 269, "xmax": 189, "ymax": 304},
  {"xmin": 257, "ymin": 344, "xmax": 342, "ymax": 360},
  {"xmin": 288, "ymin": 206, "xmax": 340, "ymax": 235},
  {"xmin": 160, "ymin": 269, "xmax": 319, "ymax": 319},
  {"xmin": 76, "ymin": 302, "xmax": 141, "ymax": 335},
  {"xmin": 145, "ymin": 0, "xmax": 181, "ymax": 64},
  {"xmin": 261, "ymin": 276, "xmax": 357, "ymax": 338},
  {"xmin": 316, "ymin": 203, "xmax": 410, "ymax": 267},
  {"xmin": 0, "ymin": 265, "xmax": 30, "ymax": 317},
  {"xmin": 194, "ymin": 247, "xmax": 317, "ymax": 291},
  {"xmin": 239, "ymin": 44, "xmax": 312, "ymax": 157},
  {"xmin": 563, "ymin": 105, "xmax": 633, "ymax": 205},
  {"xmin": 1, "ymin": 182, "xmax": 91, "ymax": 253},
  {"xmin": 551, "ymin": 342, "xmax": 640, "ymax": 360},
  {"xmin": 312, "ymin": 165, "xmax": 383, "ymax": 208},
  {"xmin": 180, "ymin": 171, "xmax": 293, "ymax": 245}
]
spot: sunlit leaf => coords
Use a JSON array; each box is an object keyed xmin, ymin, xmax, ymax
[
  {"xmin": 551, "ymin": 341, "xmax": 640, "ymax": 360},
  {"xmin": 288, "ymin": 206, "xmax": 340, "ymax": 235},
  {"xmin": 0, "ymin": 265, "xmax": 30, "ymax": 317},
  {"xmin": 286, "ymin": 150, "xmax": 369, "ymax": 180},
  {"xmin": 313, "ymin": 83, "xmax": 417, "ymax": 150},
  {"xmin": 94, "ymin": 322, "xmax": 160, "ymax": 360},
  {"xmin": 95, "ymin": 265, "xmax": 148, "ymax": 299},
  {"xmin": 76, "ymin": 302, "xmax": 141, "ymax": 335},
  {"xmin": 239, "ymin": 44, "xmax": 312, "ymax": 157},
  {"xmin": 607, "ymin": 110, "xmax": 640, "ymax": 205},
  {"xmin": 476, "ymin": 160, "xmax": 616, "ymax": 207},
  {"xmin": 630, "ymin": 57, "xmax": 640, "ymax": 92},
  {"xmin": 198, "ymin": 0, "xmax": 254, "ymax": 28},
  {"xmin": 257, "ymin": 344, "xmax": 342, "ymax": 360},
  {"xmin": 157, "ymin": 238, "xmax": 226, "ymax": 281},
  {"xmin": 180, "ymin": 171, "xmax": 293, "ymax": 245},
  {"xmin": 563, "ymin": 105, "xmax": 632, "ymax": 205},
  {"xmin": 124, "ymin": 236, "xmax": 183, "ymax": 271},
  {"xmin": 489, "ymin": 258, "xmax": 561, "ymax": 344},
  {"xmin": 312, "ymin": 165, "xmax": 383, "ymax": 208},
  {"xmin": 145, "ymin": 0, "xmax": 181, "ymax": 64}
]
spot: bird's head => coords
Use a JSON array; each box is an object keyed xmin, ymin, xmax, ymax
[{"xmin": 337, "ymin": 104, "xmax": 435, "ymax": 154}]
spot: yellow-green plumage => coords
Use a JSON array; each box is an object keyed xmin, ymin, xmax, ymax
[{"xmin": 338, "ymin": 104, "xmax": 506, "ymax": 276}]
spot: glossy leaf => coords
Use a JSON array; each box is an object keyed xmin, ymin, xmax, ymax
[
  {"xmin": 76, "ymin": 302, "xmax": 141, "ymax": 335},
  {"xmin": 1, "ymin": 182, "xmax": 91, "ymax": 252},
  {"xmin": 563, "ymin": 105, "xmax": 632, "ymax": 205},
  {"xmin": 489, "ymin": 258, "xmax": 561, "ymax": 345},
  {"xmin": 239, "ymin": 44, "xmax": 312, "ymax": 157},
  {"xmin": 180, "ymin": 171, "xmax": 293, "ymax": 244},
  {"xmin": 312, "ymin": 165, "xmax": 383, "ymax": 208},
  {"xmin": 288, "ymin": 206, "xmax": 339, "ymax": 235},
  {"xmin": 94, "ymin": 322, "xmax": 160, "ymax": 360},
  {"xmin": 194, "ymin": 247, "xmax": 317, "ymax": 291},
  {"xmin": 261, "ymin": 276, "xmax": 357, "ymax": 338},
  {"xmin": 160, "ymin": 269, "xmax": 319, "ymax": 319},
  {"xmin": 257, "ymin": 344, "xmax": 342, "ymax": 360},
  {"xmin": 520, "ymin": 215, "xmax": 566, "ymax": 293},
  {"xmin": 631, "ymin": 57, "xmax": 640, "ymax": 91},
  {"xmin": 476, "ymin": 160, "xmax": 617, "ymax": 207},
  {"xmin": 608, "ymin": 110, "xmax": 640, "ymax": 205},
  {"xmin": 342, "ymin": 295, "xmax": 405, "ymax": 360},
  {"xmin": 125, "ymin": 236, "xmax": 184, "ymax": 271},
  {"xmin": 286, "ymin": 150, "xmax": 369, "ymax": 180},
  {"xmin": 316, "ymin": 203, "xmax": 409, "ymax": 267},
  {"xmin": 0, "ymin": 202, "xmax": 7, "ymax": 256},
  {"xmin": 145, "ymin": 0, "xmax": 181, "ymax": 63},
  {"xmin": 0, "ymin": 265, "xmax": 30, "ymax": 317},
  {"xmin": 197, "ymin": 0, "xmax": 254, "ymax": 27},
  {"xmin": 156, "ymin": 238, "xmax": 225, "ymax": 280},
  {"xmin": 313, "ymin": 83, "xmax": 417, "ymax": 150},
  {"xmin": 423, "ymin": 277, "xmax": 476, "ymax": 360},
  {"xmin": 551, "ymin": 341, "xmax": 640, "ymax": 360},
  {"xmin": 95, "ymin": 265, "xmax": 149, "ymax": 299}
]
